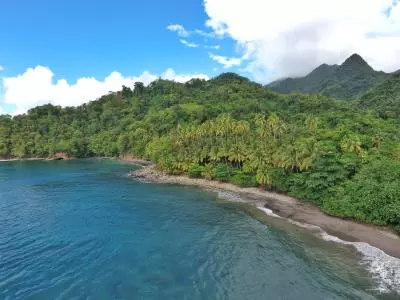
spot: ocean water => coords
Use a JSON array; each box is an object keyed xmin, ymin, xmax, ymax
[{"xmin": 0, "ymin": 160, "xmax": 398, "ymax": 300}]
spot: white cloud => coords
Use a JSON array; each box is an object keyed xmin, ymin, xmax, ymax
[
  {"xmin": 167, "ymin": 24, "xmax": 189, "ymax": 37},
  {"xmin": 162, "ymin": 68, "xmax": 208, "ymax": 82},
  {"xmin": 209, "ymin": 53, "xmax": 242, "ymax": 68},
  {"xmin": 194, "ymin": 29, "xmax": 218, "ymax": 39},
  {"xmin": 167, "ymin": 25, "xmax": 219, "ymax": 40},
  {"xmin": 0, "ymin": 66, "xmax": 209, "ymax": 115},
  {"xmin": 0, "ymin": 66, "xmax": 4, "ymax": 72},
  {"xmin": 180, "ymin": 39, "xmax": 199, "ymax": 48},
  {"xmin": 205, "ymin": 45, "xmax": 220, "ymax": 50},
  {"xmin": 203, "ymin": 0, "xmax": 400, "ymax": 82}
]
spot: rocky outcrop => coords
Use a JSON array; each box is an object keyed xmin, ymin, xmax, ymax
[{"xmin": 47, "ymin": 152, "xmax": 71, "ymax": 160}]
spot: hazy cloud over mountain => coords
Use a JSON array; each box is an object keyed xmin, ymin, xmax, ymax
[{"xmin": 204, "ymin": 0, "xmax": 400, "ymax": 81}]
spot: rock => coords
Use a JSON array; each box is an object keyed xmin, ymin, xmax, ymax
[{"xmin": 47, "ymin": 152, "xmax": 71, "ymax": 161}]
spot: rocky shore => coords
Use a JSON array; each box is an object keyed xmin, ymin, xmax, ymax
[{"xmin": 130, "ymin": 165, "xmax": 400, "ymax": 259}]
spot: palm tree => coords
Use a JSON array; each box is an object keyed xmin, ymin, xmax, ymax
[
  {"xmin": 266, "ymin": 113, "xmax": 285, "ymax": 140},
  {"xmin": 256, "ymin": 168, "xmax": 272, "ymax": 190},
  {"xmin": 340, "ymin": 134, "xmax": 363, "ymax": 156},
  {"xmin": 244, "ymin": 148, "xmax": 268, "ymax": 173},
  {"xmin": 228, "ymin": 142, "xmax": 247, "ymax": 168},
  {"xmin": 306, "ymin": 116, "xmax": 318, "ymax": 134}
]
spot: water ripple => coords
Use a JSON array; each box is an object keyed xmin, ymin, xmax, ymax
[{"xmin": 0, "ymin": 161, "xmax": 394, "ymax": 299}]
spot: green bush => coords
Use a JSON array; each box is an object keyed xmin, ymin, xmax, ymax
[
  {"xmin": 323, "ymin": 159, "xmax": 400, "ymax": 228},
  {"xmin": 188, "ymin": 165, "xmax": 205, "ymax": 178},
  {"xmin": 213, "ymin": 164, "xmax": 230, "ymax": 182},
  {"xmin": 230, "ymin": 172, "xmax": 258, "ymax": 187}
]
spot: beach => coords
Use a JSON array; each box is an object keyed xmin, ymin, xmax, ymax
[{"xmin": 129, "ymin": 164, "xmax": 400, "ymax": 259}]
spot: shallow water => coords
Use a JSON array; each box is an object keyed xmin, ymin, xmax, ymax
[{"xmin": 0, "ymin": 160, "xmax": 398, "ymax": 299}]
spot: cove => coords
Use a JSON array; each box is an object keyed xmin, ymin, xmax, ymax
[{"xmin": 0, "ymin": 160, "xmax": 397, "ymax": 299}]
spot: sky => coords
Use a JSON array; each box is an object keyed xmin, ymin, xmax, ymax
[{"xmin": 0, "ymin": 0, "xmax": 399, "ymax": 115}]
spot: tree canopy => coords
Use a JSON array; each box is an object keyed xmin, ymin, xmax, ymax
[{"xmin": 1, "ymin": 73, "xmax": 399, "ymax": 231}]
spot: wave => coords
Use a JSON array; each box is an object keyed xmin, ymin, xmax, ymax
[
  {"xmin": 320, "ymin": 232, "xmax": 400, "ymax": 294},
  {"xmin": 132, "ymin": 177, "xmax": 152, "ymax": 184},
  {"xmin": 257, "ymin": 206, "xmax": 283, "ymax": 219},
  {"xmin": 256, "ymin": 206, "xmax": 400, "ymax": 295},
  {"xmin": 216, "ymin": 191, "xmax": 247, "ymax": 203}
]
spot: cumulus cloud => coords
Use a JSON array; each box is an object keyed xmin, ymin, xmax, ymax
[
  {"xmin": 209, "ymin": 53, "xmax": 242, "ymax": 68},
  {"xmin": 180, "ymin": 39, "xmax": 199, "ymax": 48},
  {"xmin": 167, "ymin": 24, "xmax": 189, "ymax": 37},
  {"xmin": 0, "ymin": 66, "xmax": 209, "ymax": 115},
  {"xmin": 162, "ymin": 68, "xmax": 208, "ymax": 82},
  {"xmin": 203, "ymin": 0, "xmax": 400, "ymax": 82}
]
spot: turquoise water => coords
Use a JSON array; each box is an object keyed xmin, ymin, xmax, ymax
[{"xmin": 0, "ymin": 160, "xmax": 396, "ymax": 299}]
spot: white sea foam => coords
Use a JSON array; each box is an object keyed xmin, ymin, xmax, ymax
[
  {"xmin": 217, "ymin": 191, "xmax": 247, "ymax": 203},
  {"xmin": 256, "ymin": 206, "xmax": 400, "ymax": 295},
  {"xmin": 257, "ymin": 206, "xmax": 282, "ymax": 219},
  {"xmin": 320, "ymin": 232, "xmax": 400, "ymax": 294},
  {"xmin": 133, "ymin": 178, "xmax": 152, "ymax": 184}
]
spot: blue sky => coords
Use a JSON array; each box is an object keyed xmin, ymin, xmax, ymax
[
  {"xmin": 0, "ymin": 0, "xmax": 235, "ymax": 81},
  {"xmin": 1, "ymin": 0, "xmax": 399, "ymax": 115}
]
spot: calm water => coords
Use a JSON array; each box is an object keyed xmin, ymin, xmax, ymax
[{"xmin": 0, "ymin": 160, "xmax": 396, "ymax": 299}]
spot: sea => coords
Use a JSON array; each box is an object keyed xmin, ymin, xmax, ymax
[{"xmin": 0, "ymin": 160, "xmax": 399, "ymax": 299}]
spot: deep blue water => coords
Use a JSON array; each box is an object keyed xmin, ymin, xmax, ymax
[{"xmin": 0, "ymin": 160, "xmax": 395, "ymax": 299}]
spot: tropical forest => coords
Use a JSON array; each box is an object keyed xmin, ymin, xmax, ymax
[{"xmin": 1, "ymin": 54, "xmax": 400, "ymax": 232}]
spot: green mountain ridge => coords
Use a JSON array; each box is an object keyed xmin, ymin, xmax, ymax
[
  {"xmin": 358, "ymin": 73, "xmax": 400, "ymax": 119},
  {"xmin": 269, "ymin": 54, "xmax": 390, "ymax": 99}
]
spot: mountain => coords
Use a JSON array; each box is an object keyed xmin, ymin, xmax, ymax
[
  {"xmin": 268, "ymin": 63, "xmax": 338, "ymax": 93},
  {"xmin": 358, "ymin": 73, "xmax": 400, "ymax": 119},
  {"xmin": 269, "ymin": 54, "xmax": 389, "ymax": 99}
]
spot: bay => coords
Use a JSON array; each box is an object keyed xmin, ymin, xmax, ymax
[{"xmin": 0, "ymin": 160, "xmax": 397, "ymax": 299}]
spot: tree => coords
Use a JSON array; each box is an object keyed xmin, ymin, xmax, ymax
[{"xmin": 134, "ymin": 82, "xmax": 145, "ymax": 96}]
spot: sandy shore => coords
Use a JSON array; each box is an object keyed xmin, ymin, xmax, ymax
[
  {"xmin": 97, "ymin": 156, "xmax": 154, "ymax": 166},
  {"xmin": 0, "ymin": 157, "xmax": 46, "ymax": 162},
  {"xmin": 130, "ymin": 165, "xmax": 400, "ymax": 259}
]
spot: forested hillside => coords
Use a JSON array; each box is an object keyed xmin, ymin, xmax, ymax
[
  {"xmin": 358, "ymin": 73, "xmax": 400, "ymax": 119},
  {"xmin": 1, "ymin": 73, "xmax": 399, "ymax": 231},
  {"xmin": 269, "ymin": 54, "xmax": 389, "ymax": 99}
]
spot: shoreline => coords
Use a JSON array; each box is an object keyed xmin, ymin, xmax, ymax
[
  {"xmin": 3, "ymin": 158, "xmax": 399, "ymax": 292},
  {"xmin": 129, "ymin": 165, "xmax": 400, "ymax": 260},
  {"xmin": 3, "ymin": 159, "xmax": 400, "ymax": 257},
  {"xmin": 0, "ymin": 156, "xmax": 153, "ymax": 165},
  {"xmin": 0, "ymin": 157, "xmax": 46, "ymax": 162}
]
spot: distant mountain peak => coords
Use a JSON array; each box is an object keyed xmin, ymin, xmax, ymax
[
  {"xmin": 310, "ymin": 63, "xmax": 337, "ymax": 74},
  {"xmin": 341, "ymin": 53, "xmax": 373, "ymax": 71},
  {"xmin": 268, "ymin": 53, "xmax": 389, "ymax": 99}
]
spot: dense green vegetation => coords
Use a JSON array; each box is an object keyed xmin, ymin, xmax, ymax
[
  {"xmin": 269, "ymin": 54, "xmax": 389, "ymax": 99},
  {"xmin": 358, "ymin": 73, "xmax": 400, "ymax": 119},
  {"xmin": 1, "ymin": 73, "xmax": 399, "ymax": 231}
]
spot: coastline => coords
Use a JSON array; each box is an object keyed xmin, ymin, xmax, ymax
[
  {"xmin": 129, "ymin": 164, "xmax": 400, "ymax": 260},
  {"xmin": 3, "ymin": 155, "xmax": 399, "ymax": 259},
  {"xmin": 0, "ymin": 157, "xmax": 46, "ymax": 162},
  {"xmin": 2, "ymin": 158, "xmax": 399, "ymax": 292},
  {"xmin": 0, "ymin": 156, "xmax": 152, "ymax": 165}
]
